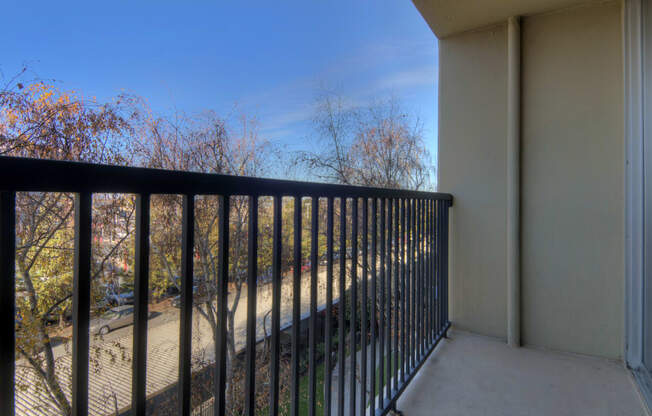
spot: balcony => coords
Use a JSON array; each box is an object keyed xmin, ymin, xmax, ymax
[
  {"xmin": 0, "ymin": 156, "xmax": 452, "ymax": 416},
  {"xmin": 398, "ymin": 331, "xmax": 646, "ymax": 416}
]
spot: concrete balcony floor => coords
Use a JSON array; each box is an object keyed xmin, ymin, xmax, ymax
[{"xmin": 396, "ymin": 330, "xmax": 649, "ymax": 416}]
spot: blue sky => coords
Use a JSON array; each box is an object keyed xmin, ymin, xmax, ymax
[{"xmin": 2, "ymin": 1, "xmax": 438, "ymax": 169}]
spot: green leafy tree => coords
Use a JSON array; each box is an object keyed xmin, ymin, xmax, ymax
[
  {"xmin": 1, "ymin": 76, "xmax": 140, "ymax": 415},
  {"xmin": 132, "ymin": 110, "xmax": 278, "ymax": 413}
]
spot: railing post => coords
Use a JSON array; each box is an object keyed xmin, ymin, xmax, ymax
[
  {"xmin": 0, "ymin": 191, "xmax": 15, "ymax": 416},
  {"xmin": 179, "ymin": 194, "xmax": 194, "ymax": 416},
  {"xmin": 349, "ymin": 198, "xmax": 358, "ymax": 416},
  {"xmin": 379, "ymin": 198, "xmax": 386, "ymax": 409},
  {"xmin": 393, "ymin": 198, "xmax": 399, "ymax": 391},
  {"xmin": 386, "ymin": 198, "xmax": 392, "ymax": 400},
  {"xmin": 132, "ymin": 193, "xmax": 150, "ymax": 416},
  {"xmin": 72, "ymin": 192, "xmax": 92, "ymax": 416},
  {"xmin": 410, "ymin": 199, "xmax": 416, "ymax": 368},
  {"xmin": 430, "ymin": 200, "xmax": 435, "ymax": 344},
  {"xmin": 443, "ymin": 201, "xmax": 451, "ymax": 333},
  {"xmin": 337, "ymin": 197, "xmax": 346, "ymax": 416},
  {"xmin": 400, "ymin": 198, "xmax": 407, "ymax": 383},
  {"xmin": 359, "ymin": 198, "xmax": 368, "ymax": 416},
  {"xmin": 215, "ymin": 195, "xmax": 230, "ymax": 416},
  {"xmin": 370, "ymin": 198, "xmax": 377, "ymax": 416},
  {"xmin": 309, "ymin": 197, "xmax": 318, "ymax": 416},
  {"xmin": 324, "ymin": 197, "xmax": 334, "ymax": 416},
  {"xmin": 270, "ymin": 196, "xmax": 282, "ymax": 416},
  {"xmin": 245, "ymin": 196, "xmax": 258, "ymax": 416},
  {"xmin": 416, "ymin": 200, "xmax": 422, "ymax": 361},
  {"xmin": 437, "ymin": 200, "xmax": 444, "ymax": 338},
  {"xmin": 290, "ymin": 197, "xmax": 301, "ymax": 416}
]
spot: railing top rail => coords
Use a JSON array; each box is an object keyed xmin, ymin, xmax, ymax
[{"xmin": 0, "ymin": 156, "xmax": 453, "ymax": 201}]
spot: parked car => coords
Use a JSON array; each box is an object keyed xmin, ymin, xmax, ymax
[
  {"xmin": 258, "ymin": 271, "xmax": 273, "ymax": 284},
  {"xmin": 164, "ymin": 276, "xmax": 182, "ymax": 298},
  {"xmin": 90, "ymin": 305, "xmax": 152, "ymax": 335},
  {"xmin": 106, "ymin": 290, "xmax": 134, "ymax": 306},
  {"xmin": 43, "ymin": 306, "xmax": 72, "ymax": 326}
]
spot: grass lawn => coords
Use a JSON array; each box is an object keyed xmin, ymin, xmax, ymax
[
  {"xmin": 374, "ymin": 353, "xmax": 401, "ymax": 397},
  {"xmin": 277, "ymin": 361, "xmax": 326, "ymax": 416},
  {"xmin": 267, "ymin": 347, "xmax": 401, "ymax": 415}
]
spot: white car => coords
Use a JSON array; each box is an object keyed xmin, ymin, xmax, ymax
[{"xmin": 91, "ymin": 305, "xmax": 152, "ymax": 335}]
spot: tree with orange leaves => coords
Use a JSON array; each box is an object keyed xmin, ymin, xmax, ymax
[{"xmin": 1, "ymin": 73, "xmax": 141, "ymax": 415}]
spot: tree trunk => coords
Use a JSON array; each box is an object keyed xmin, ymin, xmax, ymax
[{"xmin": 20, "ymin": 267, "xmax": 72, "ymax": 415}]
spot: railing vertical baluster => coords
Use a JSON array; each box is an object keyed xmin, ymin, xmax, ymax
[
  {"xmin": 132, "ymin": 193, "xmax": 150, "ymax": 416},
  {"xmin": 393, "ymin": 198, "xmax": 399, "ymax": 391},
  {"xmin": 309, "ymin": 197, "xmax": 318, "ymax": 416},
  {"xmin": 378, "ymin": 198, "xmax": 385, "ymax": 409},
  {"xmin": 423, "ymin": 200, "xmax": 428, "ymax": 356},
  {"xmin": 436, "ymin": 200, "xmax": 441, "ymax": 335},
  {"xmin": 245, "ymin": 196, "xmax": 258, "ymax": 416},
  {"xmin": 337, "ymin": 198, "xmax": 346, "ymax": 416},
  {"xmin": 400, "ymin": 198, "xmax": 406, "ymax": 382},
  {"xmin": 432, "ymin": 200, "xmax": 437, "ymax": 341},
  {"xmin": 405, "ymin": 199, "xmax": 411, "ymax": 376},
  {"xmin": 440, "ymin": 203, "xmax": 448, "ymax": 333},
  {"xmin": 438, "ymin": 200, "xmax": 444, "ymax": 336},
  {"xmin": 270, "ymin": 196, "xmax": 282, "ymax": 416},
  {"xmin": 410, "ymin": 199, "xmax": 416, "ymax": 369},
  {"xmin": 424, "ymin": 199, "xmax": 429, "ymax": 347},
  {"xmin": 423, "ymin": 200, "xmax": 428, "ymax": 346},
  {"xmin": 428, "ymin": 200, "xmax": 433, "ymax": 344},
  {"xmin": 434, "ymin": 200, "xmax": 438, "ymax": 337},
  {"xmin": 443, "ymin": 201, "xmax": 450, "ymax": 328},
  {"xmin": 431, "ymin": 200, "xmax": 436, "ymax": 342},
  {"xmin": 415, "ymin": 199, "xmax": 419, "ymax": 361},
  {"xmin": 349, "ymin": 198, "xmax": 358, "ymax": 415},
  {"xmin": 179, "ymin": 195, "xmax": 194, "ymax": 416},
  {"xmin": 360, "ymin": 198, "xmax": 368, "ymax": 416},
  {"xmin": 418, "ymin": 199, "xmax": 424, "ymax": 357},
  {"xmin": 72, "ymin": 192, "xmax": 92, "ymax": 416},
  {"xmin": 370, "ymin": 199, "xmax": 377, "ymax": 416},
  {"xmin": 291, "ymin": 197, "xmax": 301, "ymax": 416},
  {"xmin": 385, "ymin": 198, "xmax": 392, "ymax": 400},
  {"xmin": 215, "ymin": 196, "xmax": 229, "ymax": 416},
  {"xmin": 325, "ymin": 197, "xmax": 334, "ymax": 416},
  {"xmin": 0, "ymin": 191, "xmax": 15, "ymax": 416},
  {"xmin": 436, "ymin": 200, "xmax": 441, "ymax": 336},
  {"xmin": 422, "ymin": 200, "xmax": 428, "ymax": 354},
  {"xmin": 416, "ymin": 199, "xmax": 421, "ymax": 359}
]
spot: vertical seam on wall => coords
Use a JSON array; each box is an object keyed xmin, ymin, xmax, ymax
[
  {"xmin": 624, "ymin": 0, "xmax": 644, "ymax": 368},
  {"xmin": 507, "ymin": 16, "xmax": 522, "ymax": 348}
]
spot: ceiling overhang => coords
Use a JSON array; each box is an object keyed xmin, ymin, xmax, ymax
[{"xmin": 412, "ymin": 0, "xmax": 609, "ymax": 38}]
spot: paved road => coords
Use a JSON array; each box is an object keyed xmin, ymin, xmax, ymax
[{"xmin": 15, "ymin": 263, "xmax": 356, "ymax": 416}]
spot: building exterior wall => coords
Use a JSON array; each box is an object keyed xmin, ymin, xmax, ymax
[
  {"xmin": 521, "ymin": 1, "xmax": 624, "ymax": 358},
  {"xmin": 438, "ymin": 1, "xmax": 624, "ymax": 358},
  {"xmin": 439, "ymin": 24, "xmax": 509, "ymax": 339}
]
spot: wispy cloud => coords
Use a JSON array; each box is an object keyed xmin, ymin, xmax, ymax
[
  {"xmin": 240, "ymin": 37, "xmax": 438, "ymax": 147},
  {"xmin": 376, "ymin": 66, "xmax": 435, "ymax": 90}
]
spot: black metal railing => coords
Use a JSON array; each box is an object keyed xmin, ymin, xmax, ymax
[{"xmin": 0, "ymin": 155, "xmax": 452, "ymax": 416}]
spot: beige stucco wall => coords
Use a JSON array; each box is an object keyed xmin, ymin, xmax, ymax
[
  {"xmin": 438, "ymin": 1, "xmax": 624, "ymax": 358},
  {"xmin": 521, "ymin": 1, "xmax": 624, "ymax": 358},
  {"xmin": 439, "ymin": 24, "xmax": 509, "ymax": 339}
]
